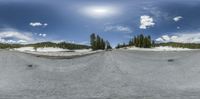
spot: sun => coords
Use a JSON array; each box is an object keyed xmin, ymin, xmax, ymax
[
  {"xmin": 82, "ymin": 6, "xmax": 118, "ymax": 18},
  {"xmin": 92, "ymin": 8, "xmax": 108, "ymax": 15}
]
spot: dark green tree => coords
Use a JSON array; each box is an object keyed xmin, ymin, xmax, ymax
[
  {"xmin": 90, "ymin": 33, "xmax": 96, "ymax": 50},
  {"xmin": 90, "ymin": 33, "xmax": 111, "ymax": 50},
  {"xmin": 106, "ymin": 40, "xmax": 112, "ymax": 49}
]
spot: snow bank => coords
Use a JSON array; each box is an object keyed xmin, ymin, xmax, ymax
[
  {"xmin": 126, "ymin": 46, "xmax": 193, "ymax": 51},
  {"xmin": 14, "ymin": 47, "xmax": 93, "ymax": 53},
  {"xmin": 13, "ymin": 47, "xmax": 97, "ymax": 57},
  {"xmin": 154, "ymin": 46, "xmax": 192, "ymax": 51},
  {"xmin": 13, "ymin": 47, "xmax": 35, "ymax": 52},
  {"xmin": 74, "ymin": 49, "xmax": 92, "ymax": 52},
  {"xmin": 14, "ymin": 47, "xmax": 69, "ymax": 52}
]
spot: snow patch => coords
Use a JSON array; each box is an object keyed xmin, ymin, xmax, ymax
[
  {"xmin": 126, "ymin": 46, "xmax": 193, "ymax": 51},
  {"xmin": 13, "ymin": 47, "xmax": 96, "ymax": 57},
  {"xmin": 14, "ymin": 47, "xmax": 69, "ymax": 52}
]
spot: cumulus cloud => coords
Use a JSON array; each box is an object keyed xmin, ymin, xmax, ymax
[
  {"xmin": 140, "ymin": 15, "xmax": 155, "ymax": 29},
  {"xmin": 173, "ymin": 16, "xmax": 183, "ymax": 22},
  {"xmin": 104, "ymin": 25, "xmax": 132, "ymax": 33},
  {"xmin": 156, "ymin": 33, "xmax": 200, "ymax": 43},
  {"xmin": 17, "ymin": 40, "xmax": 27, "ymax": 43},
  {"xmin": 0, "ymin": 31, "xmax": 33, "ymax": 44},
  {"xmin": 30, "ymin": 22, "xmax": 48, "ymax": 27},
  {"xmin": 156, "ymin": 35, "xmax": 178, "ymax": 42}
]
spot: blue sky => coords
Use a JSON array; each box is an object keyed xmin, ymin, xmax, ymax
[{"xmin": 0, "ymin": 0, "xmax": 200, "ymax": 46}]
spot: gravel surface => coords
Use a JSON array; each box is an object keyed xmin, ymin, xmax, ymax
[{"xmin": 1, "ymin": 50, "xmax": 200, "ymax": 99}]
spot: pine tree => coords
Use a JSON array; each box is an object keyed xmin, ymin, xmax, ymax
[
  {"xmin": 100, "ymin": 38, "xmax": 105, "ymax": 50},
  {"xmin": 90, "ymin": 33, "xmax": 111, "ymax": 50},
  {"xmin": 139, "ymin": 34, "xmax": 144, "ymax": 48},
  {"xmin": 129, "ymin": 40, "xmax": 132, "ymax": 46},
  {"xmin": 90, "ymin": 33, "xmax": 96, "ymax": 50},
  {"xmin": 143, "ymin": 37, "xmax": 147, "ymax": 48},
  {"xmin": 130, "ymin": 34, "xmax": 153, "ymax": 48},
  {"xmin": 147, "ymin": 35, "xmax": 151, "ymax": 48},
  {"xmin": 96, "ymin": 35, "xmax": 101, "ymax": 49},
  {"xmin": 106, "ymin": 40, "xmax": 112, "ymax": 49},
  {"xmin": 134, "ymin": 36, "xmax": 137, "ymax": 46}
]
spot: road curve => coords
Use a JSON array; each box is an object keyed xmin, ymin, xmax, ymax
[{"xmin": 0, "ymin": 50, "xmax": 200, "ymax": 99}]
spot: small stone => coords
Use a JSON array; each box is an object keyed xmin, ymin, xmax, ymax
[
  {"xmin": 27, "ymin": 64, "xmax": 33, "ymax": 67},
  {"xmin": 168, "ymin": 59, "xmax": 174, "ymax": 62}
]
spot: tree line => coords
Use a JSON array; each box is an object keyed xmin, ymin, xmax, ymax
[
  {"xmin": 29, "ymin": 42, "xmax": 90, "ymax": 50},
  {"xmin": 0, "ymin": 33, "xmax": 113, "ymax": 50},
  {"xmin": 0, "ymin": 43, "xmax": 22, "ymax": 49},
  {"xmin": 90, "ymin": 33, "xmax": 112, "ymax": 50},
  {"xmin": 116, "ymin": 34, "xmax": 155, "ymax": 49},
  {"xmin": 115, "ymin": 34, "xmax": 200, "ymax": 49},
  {"xmin": 0, "ymin": 42, "xmax": 90, "ymax": 50},
  {"xmin": 155, "ymin": 42, "xmax": 200, "ymax": 49},
  {"xmin": 3, "ymin": 33, "xmax": 200, "ymax": 50}
]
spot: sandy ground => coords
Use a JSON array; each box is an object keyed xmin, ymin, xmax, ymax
[{"xmin": 1, "ymin": 50, "xmax": 200, "ymax": 99}]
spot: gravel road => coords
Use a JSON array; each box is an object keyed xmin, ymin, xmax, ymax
[{"xmin": 1, "ymin": 50, "xmax": 200, "ymax": 99}]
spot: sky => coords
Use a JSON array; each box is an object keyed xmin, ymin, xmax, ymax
[{"xmin": 0, "ymin": 0, "xmax": 200, "ymax": 46}]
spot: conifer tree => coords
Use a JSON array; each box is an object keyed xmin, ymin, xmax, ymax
[
  {"xmin": 90, "ymin": 33, "xmax": 96, "ymax": 50},
  {"xmin": 106, "ymin": 40, "xmax": 112, "ymax": 49},
  {"xmin": 96, "ymin": 35, "xmax": 101, "ymax": 49},
  {"xmin": 90, "ymin": 33, "xmax": 111, "ymax": 50}
]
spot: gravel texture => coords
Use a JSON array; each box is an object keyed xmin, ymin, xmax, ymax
[{"xmin": 0, "ymin": 50, "xmax": 200, "ymax": 99}]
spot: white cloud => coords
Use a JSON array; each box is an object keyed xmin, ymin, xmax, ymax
[
  {"xmin": 104, "ymin": 25, "xmax": 132, "ymax": 33},
  {"xmin": 162, "ymin": 35, "xmax": 171, "ymax": 41},
  {"xmin": 0, "ymin": 31, "xmax": 33, "ymax": 44},
  {"xmin": 42, "ymin": 34, "xmax": 47, "ymax": 37},
  {"xmin": 173, "ymin": 16, "xmax": 183, "ymax": 22},
  {"xmin": 30, "ymin": 22, "xmax": 43, "ymax": 27},
  {"xmin": 17, "ymin": 40, "xmax": 27, "ymax": 43},
  {"xmin": 30, "ymin": 22, "xmax": 48, "ymax": 27},
  {"xmin": 38, "ymin": 33, "xmax": 47, "ymax": 37},
  {"xmin": 140, "ymin": 15, "xmax": 155, "ymax": 29},
  {"xmin": 0, "ymin": 31, "xmax": 32, "ymax": 41},
  {"xmin": 155, "ymin": 37, "xmax": 164, "ymax": 42},
  {"xmin": 43, "ymin": 23, "xmax": 48, "ymax": 27},
  {"xmin": 156, "ymin": 33, "xmax": 200, "ymax": 43}
]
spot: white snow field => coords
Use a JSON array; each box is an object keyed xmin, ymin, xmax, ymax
[
  {"xmin": 127, "ymin": 46, "xmax": 193, "ymax": 51},
  {"xmin": 14, "ymin": 47, "xmax": 70, "ymax": 52},
  {"xmin": 13, "ymin": 47, "xmax": 95, "ymax": 58},
  {"xmin": 1, "ymin": 50, "xmax": 200, "ymax": 99}
]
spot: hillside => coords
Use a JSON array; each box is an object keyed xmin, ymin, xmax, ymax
[
  {"xmin": 0, "ymin": 42, "xmax": 90, "ymax": 50},
  {"xmin": 155, "ymin": 42, "xmax": 200, "ymax": 49}
]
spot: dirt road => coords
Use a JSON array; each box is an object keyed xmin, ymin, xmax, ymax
[{"xmin": 0, "ymin": 50, "xmax": 200, "ymax": 99}]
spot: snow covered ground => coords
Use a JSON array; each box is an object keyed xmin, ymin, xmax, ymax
[
  {"xmin": 0, "ymin": 50, "xmax": 200, "ymax": 99},
  {"xmin": 126, "ymin": 46, "xmax": 194, "ymax": 51},
  {"xmin": 13, "ymin": 47, "xmax": 95, "ymax": 57},
  {"xmin": 14, "ymin": 47, "xmax": 71, "ymax": 52}
]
